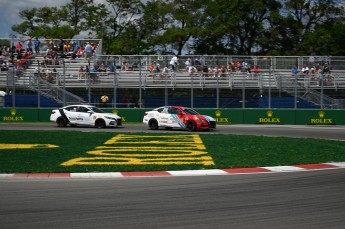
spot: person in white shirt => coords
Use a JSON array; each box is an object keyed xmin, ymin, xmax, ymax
[
  {"xmin": 301, "ymin": 64, "xmax": 309, "ymax": 74},
  {"xmin": 169, "ymin": 55, "xmax": 178, "ymax": 70}
]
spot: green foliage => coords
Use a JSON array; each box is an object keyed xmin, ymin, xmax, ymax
[{"xmin": 9, "ymin": 0, "xmax": 345, "ymax": 55}]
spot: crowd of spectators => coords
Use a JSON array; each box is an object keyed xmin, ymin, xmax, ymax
[{"xmin": 291, "ymin": 62, "xmax": 332, "ymax": 86}]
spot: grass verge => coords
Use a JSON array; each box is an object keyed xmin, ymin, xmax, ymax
[{"xmin": 0, "ymin": 130, "xmax": 344, "ymax": 173}]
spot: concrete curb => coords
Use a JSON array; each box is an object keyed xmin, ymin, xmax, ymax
[{"xmin": 1, "ymin": 162, "xmax": 345, "ymax": 178}]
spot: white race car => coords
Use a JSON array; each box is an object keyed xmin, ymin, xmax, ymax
[
  {"xmin": 50, "ymin": 105, "xmax": 122, "ymax": 128},
  {"xmin": 143, "ymin": 106, "xmax": 216, "ymax": 131}
]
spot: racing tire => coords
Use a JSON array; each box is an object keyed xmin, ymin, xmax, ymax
[
  {"xmin": 186, "ymin": 121, "xmax": 196, "ymax": 131},
  {"xmin": 56, "ymin": 117, "xmax": 67, "ymax": 127},
  {"xmin": 148, "ymin": 119, "xmax": 159, "ymax": 130},
  {"xmin": 95, "ymin": 119, "xmax": 106, "ymax": 128}
]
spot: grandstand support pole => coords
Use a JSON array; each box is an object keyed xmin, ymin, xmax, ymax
[
  {"xmin": 37, "ymin": 61, "xmax": 41, "ymax": 108},
  {"xmin": 242, "ymin": 74, "xmax": 245, "ymax": 109},
  {"xmin": 191, "ymin": 74, "xmax": 194, "ymax": 108},
  {"xmin": 165, "ymin": 78, "xmax": 168, "ymax": 106},
  {"xmin": 113, "ymin": 59, "xmax": 117, "ymax": 108},
  {"xmin": 320, "ymin": 78, "xmax": 324, "ymax": 109},
  {"xmin": 294, "ymin": 77, "xmax": 298, "ymax": 109},
  {"xmin": 216, "ymin": 73, "xmax": 219, "ymax": 109},
  {"xmin": 139, "ymin": 56, "xmax": 142, "ymax": 108},
  {"xmin": 88, "ymin": 59, "xmax": 91, "ymax": 104},
  {"xmin": 62, "ymin": 59, "xmax": 66, "ymax": 106},
  {"xmin": 268, "ymin": 58, "xmax": 272, "ymax": 109},
  {"xmin": 11, "ymin": 71, "xmax": 16, "ymax": 108}
]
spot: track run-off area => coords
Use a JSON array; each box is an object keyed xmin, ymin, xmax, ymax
[{"xmin": 1, "ymin": 123, "xmax": 345, "ymax": 228}]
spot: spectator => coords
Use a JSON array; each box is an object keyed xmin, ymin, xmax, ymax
[
  {"xmin": 78, "ymin": 66, "xmax": 84, "ymax": 79},
  {"xmin": 108, "ymin": 65, "xmax": 114, "ymax": 73},
  {"xmin": 34, "ymin": 38, "xmax": 41, "ymax": 55},
  {"xmin": 169, "ymin": 55, "xmax": 179, "ymax": 71},
  {"xmin": 301, "ymin": 64, "xmax": 309, "ymax": 75},
  {"xmin": 63, "ymin": 41, "xmax": 71, "ymax": 54},
  {"xmin": 252, "ymin": 65, "xmax": 260, "ymax": 77},
  {"xmin": 219, "ymin": 65, "xmax": 227, "ymax": 77},
  {"xmin": 149, "ymin": 62, "xmax": 155, "ymax": 73},
  {"xmin": 16, "ymin": 42, "xmax": 22, "ymax": 54},
  {"xmin": 185, "ymin": 57, "xmax": 192, "ymax": 71},
  {"xmin": 291, "ymin": 64, "xmax": 298, "ymax": 76},
  {"xmin": 58, "ymin": 36, "xmax": 65, "ymax": 53},
  {"xmin": 27, "ymin": 38, "xmax": 33, "ymax": 52},
  {"xmin": 84, "ymin": 42, "xmax": 93, "ymax": 59}
]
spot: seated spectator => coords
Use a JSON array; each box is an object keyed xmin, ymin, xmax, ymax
[
  {"xmin": 291, "ymin": 64, "xmax": 298, "ymax": 76},
  {"xmin": 121, "ymin": 61, "xmax": 129, "ymax": 71},
  {"xmin": 63, "ymin": 41, "xmax": 71, "ymax": 54},
  {"xmin": 219, "ymin": 65, "xmax": 227, "ymax": 77},
  {"xmin": 149, "ymin": 62, "xmax": 155, "ymax": 73},
  {"xmin": 301, "ymin": 64, "xmax": 309, "ymax": 75},
  {"xmin": 187, "ymin": 66, "xmax": 197, "ymax": 74},
  {"xmin": 78, "ymin": 66, "xmax": 84, "ymax": 79},
  {"xmin": 108, "ymin": 65, "xmax": 114, "ymax": 73},
  {"xmin": 154, "ymin": 62, "xmax": 160, "ymax": 73},
  {"xmin": 252, "ymin": 65, "xmax": 260, "ymax": 77},
  {"xmin": 77, "ymin": 46, "xmax": 84, "ymax": 57},
  {"xmin": 0, "ymin": 60, "xmax": 9, "ymax": 71},
  {"xmin": 90, "ymin": 65, "xmax": 99, "ymax": 83},
  {"xmin": 194, "ymin": 58, "xmax": 202, "ymax": 71},
  {"xmin": 185, "ymin": 57, "xmax": 192, "ymax": 71}
]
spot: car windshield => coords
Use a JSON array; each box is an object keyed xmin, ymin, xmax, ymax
[
  {"xmin": 183, "ymin": 108, "xmax": 199, "ymax": 115},
  {"xmin": 89, "ymin": 107, "xmax": 105, "ymax": 113}
]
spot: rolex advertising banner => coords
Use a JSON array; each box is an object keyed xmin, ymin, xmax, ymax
[
  {"xmin": 0, "ymin": 108, "xmax": 38, "ymax": 122},
  {"xmin": 1, "ymin": 108, "xmax": 345, "ymax": 125},
  {"xmin": 295, "ymin": 109, "xmax": 345, "ymax": 125},
  {"xmin": 243, "ymin": 109, "xmax": 295, "ymax": 125}
]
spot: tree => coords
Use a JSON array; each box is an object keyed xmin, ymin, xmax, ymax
[
  {"xmin": 140, "ymin": 0, "xmax": 206, "ymax": 55},
  {"xmin": 193, "ymin": 0, "xmax": 282, "ymax": 55},
  {"xmin": 277, "ymin": 0, "xmax": 345, "ymax": 54}
]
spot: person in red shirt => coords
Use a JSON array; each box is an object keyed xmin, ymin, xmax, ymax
[
  {"xmin": 252, "ymin": 65, "xmax": 260, "ymax": 77},
  {"xmin": 16, "ymin": 42, "xmax": 23, "ymax": 54}
]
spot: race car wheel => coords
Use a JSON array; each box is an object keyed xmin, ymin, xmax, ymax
[
  {"xmin": 186, "ymin": 121, "xmax": 196, "ymax": 131},
  {"xmin": 56, "ymin": 117, "xmax": 67, "ymax": 127},
  {"xmin": 95, "ymin": 119, "xmax": 106, "ymax": 128},
  {"xmin": 148, "ymin": 119, "xmax": 159, "ymax": 130}
]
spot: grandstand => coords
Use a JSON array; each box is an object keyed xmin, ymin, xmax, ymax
[{"xmin": 1, "ymin": 38, "xmax": 345, "ymax": 109}]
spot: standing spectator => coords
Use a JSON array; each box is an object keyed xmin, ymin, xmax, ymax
[
  {"xmin": 169, "ymin": 55, "xmax": 179, "ymax": 71},
  {"xmin": 27, "ymin": 38, "xmax": 33, "ymax": 52},
  {"xmin": 16, "ymin": 42, "xmax": 23, "ymax": 54},
  {"xmin": 84, "ymin": 42, "xmax": 93, "ymax": 59},
  {"xmin": 34, "ymin": 38, "xmax": 41, "ymax": 55},
  {"xmin": 58, "ymin": 36, "xmax": 65, "ymax": 53}
]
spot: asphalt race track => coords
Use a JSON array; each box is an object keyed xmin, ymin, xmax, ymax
[
  {"xmin": 2, "ymin": 122, "xmax": 345, "ymax": 140},
  {"xmin": 1, "ymin": 123, "xmax": 345, "ymax": 229}
]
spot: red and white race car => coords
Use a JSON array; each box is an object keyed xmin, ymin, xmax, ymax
[{"xmin": 143, "ymin": 106, "xmax": 216, "ymax": 131}]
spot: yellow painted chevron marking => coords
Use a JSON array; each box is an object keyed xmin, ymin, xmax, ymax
[
  {"xmin": 62, "ymin": 134, "xmax": 214, "ymax": 166},
  {"xmin": 0, "ymin": 144, "xmax": 59, "ymax": 149}
]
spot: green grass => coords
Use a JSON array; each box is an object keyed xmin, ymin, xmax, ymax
[{"xmin": 0, "ymin": 130, "xmax": 345, "ymax": 173}]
